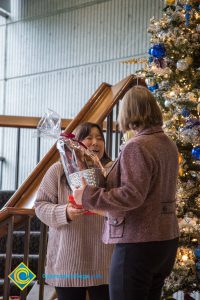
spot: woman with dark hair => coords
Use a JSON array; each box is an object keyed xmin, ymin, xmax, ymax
[
  {"xmin": 35, "ymin": 122, "xmax": 113, "ymax": 300},
  {"xmin": 74, "ymin": 86, "xmax": 179, "ymax": 300},
  {"xmin": 74, "ymin": 122, "xmax": 111, "ymax": 166}
]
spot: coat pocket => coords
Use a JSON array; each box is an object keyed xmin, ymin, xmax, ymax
[{"xmin": 109, "ymin": 217, "xmax": 125, "ymax": 238}]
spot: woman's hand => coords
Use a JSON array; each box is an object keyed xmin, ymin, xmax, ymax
[
  {"xmin": 66, "ymin": 203, "xmax": 85, "ymax": 221},
  {"xmin": 73, "ymin": 178, "xmax": 106, "ymax": 217},
  {"xmin": 90, "ymin": 209, "xmax": 106, "ymax": 217}
]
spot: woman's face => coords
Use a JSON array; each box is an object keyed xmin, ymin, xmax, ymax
[{"xmin": 81, "ymin": 127, "xmax": 105, "ymax": 160}]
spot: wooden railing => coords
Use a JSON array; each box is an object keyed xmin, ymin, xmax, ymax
[
  {"xmin": 0, "ymin": 116, "xmax": 72, "ymax": 129},
  {"xmin": 0, "ymin": 75, "xmax": 146, "ymax": 300}
]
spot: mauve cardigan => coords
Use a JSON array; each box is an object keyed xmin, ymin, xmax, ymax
[
  {"xmin": 34, "ymin": 162, "xmax": 114, "ymax": 287},
  {"xmin": 82, "ymin": 126, "xmax": 180, "ymax": 244}
]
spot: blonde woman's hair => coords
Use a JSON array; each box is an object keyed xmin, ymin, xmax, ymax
[{"xmin": 118, "ymin": 86, "xmax": 163, "ymax": 132}]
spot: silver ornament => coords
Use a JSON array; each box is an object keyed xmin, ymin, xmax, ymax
[
  {"xmin": 164, "ymin": 100, "xmax": 171, "ymax": 107},
  {"xmin": 176, "ymin": 59, "xmax": 189, "ymax": 71}
]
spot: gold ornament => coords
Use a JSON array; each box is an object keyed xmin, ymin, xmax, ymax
[
  {"xmin": 176, "ymin": 247, "xmax": 194, "ymax": 267},
  {"xmin": 184, "ymin": 56, "xmax": 193, "ymax": 65},
  {"xmin": 165, "ymin": 0, "xmax": 176, "ymax": 5},
  {"xmin": 178, "ymin": 153, "xmax": 184, "ymax": 176},
  {"xmin": 178, "ymin": 153, "xmax": 183, "ymax": 164}
]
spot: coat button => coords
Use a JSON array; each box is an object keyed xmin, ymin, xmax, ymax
[{"xmin": 113, "ymin": 219, "xmax": 118, "ymax": 225}]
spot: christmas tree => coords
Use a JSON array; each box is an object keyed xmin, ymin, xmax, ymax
[{"xmin": 124, "ymin": 0, "xmax": 200, "ymax": 298}]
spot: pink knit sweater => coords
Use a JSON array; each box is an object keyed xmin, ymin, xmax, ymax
[{"xmin": 34, "ymin": 162, "xmax": 114, "ymax": 287}]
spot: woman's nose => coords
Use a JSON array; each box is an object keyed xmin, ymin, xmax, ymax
[{"xmin": 92, "ymin": 138, "xmax": 97, "ymax": 145}]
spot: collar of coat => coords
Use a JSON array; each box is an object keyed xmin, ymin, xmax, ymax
[{"xmin": 135, "ymin": 125, "xmax": 163, "ymax": 137}]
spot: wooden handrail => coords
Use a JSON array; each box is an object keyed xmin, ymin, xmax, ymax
[
  {"xmin": 0, "ymin": 116, "xmax": 118, "ymax": 131},
  {"xmin": 0, "ymin": 115, "xmax": 72, "ymax": 129},
  {"xmin": 0, "ymin": 207, "xmax": 34, "ymax": 224},
  {"xmin": 0, "ymin": 207, "xmax": 35, "ymax": 218},
  {"xmin": 0, "ymin": 75, "xmax": 146, "ymax": 237}
]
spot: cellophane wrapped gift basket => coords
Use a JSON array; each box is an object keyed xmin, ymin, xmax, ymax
[{"xmin": 36, "ymin": 109, "xmax": 106, "ymax": 212}]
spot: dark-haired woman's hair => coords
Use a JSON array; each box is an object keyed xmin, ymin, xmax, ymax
[{"xmin": 74, "ymin": 122, "xmax": 111, "ymax": 165}]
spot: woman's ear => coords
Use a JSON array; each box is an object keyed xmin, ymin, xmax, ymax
[{"xmin": 128, "ymin": 123, "xmax": 135, "ymax": 130}]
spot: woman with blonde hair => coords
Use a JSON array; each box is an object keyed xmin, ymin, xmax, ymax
[{"xmin": 74, "ymin": 86, "xmax": 179, "ymax": 300}]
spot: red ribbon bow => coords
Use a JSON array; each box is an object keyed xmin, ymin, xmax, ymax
[{"xmin": 60, "ymin": 132, "xmax": 87, "ymax": 149}]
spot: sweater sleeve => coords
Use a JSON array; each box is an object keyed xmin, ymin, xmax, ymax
[
  {"xmin": 34, "ymin": 163, "xmax": 69, "ymax": 228},
  {"xmin": 82, "ymin": 142, "xmax": 153, "ymax": 213}
]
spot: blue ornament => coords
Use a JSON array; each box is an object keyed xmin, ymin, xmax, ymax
[
  {"xmin": 181, "ymin": 107, "xmax": 190, "ymax": 117},
  {"xmin": 148, "ymin": 84, "xmax": 159, "ymax": 92},
  {"xmin": 185, "ymin": 12, "xmax": 190, "ymax": 20},
  {"xmin": 148, "ymin": 44, "xmax": 166, "ymax": 58},
  {"xmin": 184, "ymin": 4, "xmax": 192, "ymax": 11},
  {"xmin": 198, "ymin": 4, "xmax": 200, "ymax": 10},
  {"xmin": 195, "ymin": 248, "xmax": 200, "ymax": 257},
  {"xmin": 194, "ymin": 247, "xmax": 200, "ymax": 259},
  {"xmin": 192, "ymin": 146, "xmax": 200, "ymax": 160}
]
